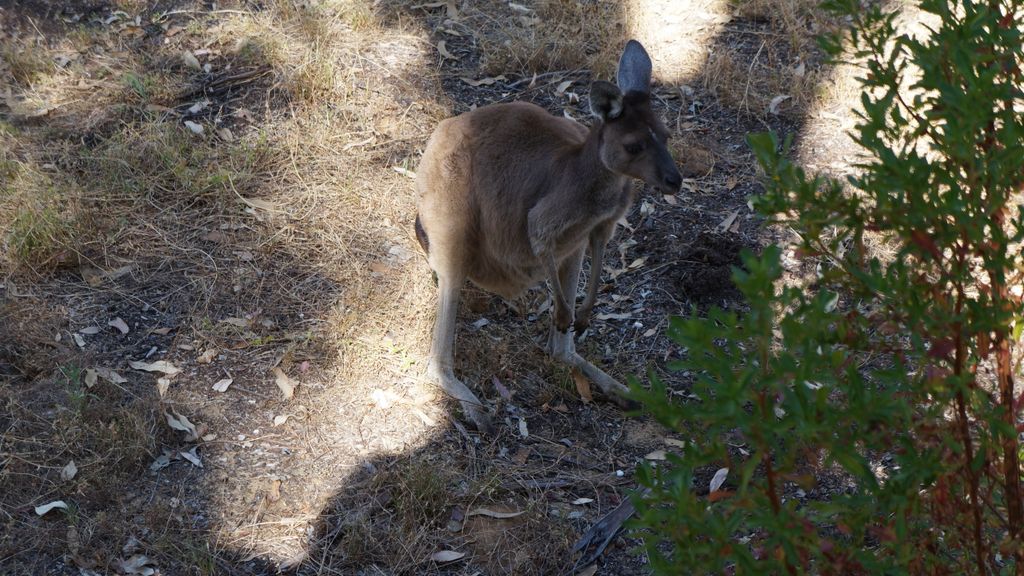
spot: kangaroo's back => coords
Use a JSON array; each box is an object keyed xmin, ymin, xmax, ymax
[{"xmin": 415, "ymin": 102, "xmax": 588, "ymax": 287}]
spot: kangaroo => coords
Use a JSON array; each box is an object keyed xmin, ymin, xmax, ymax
[{"xmin": 415, "ymin": 40, "xmax": 683, "ymax": 433}]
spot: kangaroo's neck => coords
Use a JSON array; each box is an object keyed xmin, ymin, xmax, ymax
[{"xmin": 567, "ymin": 121, "xmax": 624, "ymax": 194}]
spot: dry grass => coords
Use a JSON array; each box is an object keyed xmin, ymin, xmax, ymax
[
  {"xmin": 467, "ymin": 0, "xmax": 628, "ymax": 77},
  {"xmin": 0, "ymin": 0, "xmax": 882, "ymax": 573},
  {"xmin": 1, "ymin": 43, "xmax": 51, "ymax": 87},
  {"xmin": 698, "ymin": 0, "xmax": 845, "ymax": 118}
]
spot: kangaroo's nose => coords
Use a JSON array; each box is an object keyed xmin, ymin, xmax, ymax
[{"xmin": 663, "ymin": 170, "xmax": 682, "ymax": 192}]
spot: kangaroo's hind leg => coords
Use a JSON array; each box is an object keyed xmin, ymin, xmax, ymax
[
  {"xmin": 546, "ymin": 249, "xmax": 633, "ymax": 408},
  {"xmin": 425, "ymin": 269, "xmax": 495, "ymax": 434}
]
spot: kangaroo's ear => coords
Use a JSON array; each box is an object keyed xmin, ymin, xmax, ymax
[
  {"xmin": 590, "ymin": 80, "xmax": 623, "ymax": 121},
  {"xmin": 616, "ymin": 39, "xmax": 652, "ymax": 95}
]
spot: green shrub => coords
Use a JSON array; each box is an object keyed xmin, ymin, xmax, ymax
[{"xmin": 631, "ymin": 0, "xmax": 1024, "ymax": 573}]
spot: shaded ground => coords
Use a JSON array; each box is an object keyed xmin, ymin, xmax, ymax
[{"xmin": 0, "ymin": 0, "xmax": 859, "ymax": 574}]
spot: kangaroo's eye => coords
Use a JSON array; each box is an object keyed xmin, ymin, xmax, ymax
[{"xmin": 624, "ymin": 142, "xmax": 645, "ymax": 155}]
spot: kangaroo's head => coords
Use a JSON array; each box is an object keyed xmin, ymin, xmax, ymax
[{"xmin": 589, "ymin": 40, "xmax": 683, "ymax": 193}]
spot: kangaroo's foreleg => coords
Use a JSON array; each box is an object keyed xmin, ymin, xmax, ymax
[
  {"xmin": 546, "ymin": 249, "xmax": 584, "ymax": 355},
  {"xmin": 426, "ymin": 272, "xmax": 494, "ymax": 434},
  {"xmin": 574, "ymin": 220, "xmax": 615, "ymax": 333}
]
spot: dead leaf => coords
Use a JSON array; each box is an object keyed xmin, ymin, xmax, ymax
[
  {"xmin": 430, "ymin": 550, "xmax": 465, "ymax": 563},
  {"xmin": 95, "ymin": 367, "xmax": 127, "ymax": 384},
  {"xmin": 468, "ymin": 507, "xmax": 525, "ymax": 519},
  {"xmin": 664, "ymin": 438, "xmax": 686, "ymax": 449},
  {"xmin": 156, "ymin": 378, "xmax": 170, "ymax": 398},
  {"xmin": 571, "ymin": 367, "xmax": 593, "ymax": 403},
  {"xmin": 73, "ymin": 333, "xmax": 86, "ymax": 348},
  {"xmin": 393, "ymin": 166, "xmax": 416, "ymax": 178},
  {"xmin": 555, "ymin": 79, "xmax": 573, "ymax": 94},
  {"xmin": 371, "ymin": 388, "xmax": 402, "ymax": 409},
  {"xmin": 197, "ymin": 348, "xmax": 217, "ymax": 364},
  {"xmin": 663, "ymin": 194, "xmax": 677, "ymax": 205},
  {"xmin": 508, "ymin": 2, "xmax": 531, "ymax": 12},
  {"xmin": 273, "ymin": 367, "xmax": 296, "ymax": 400},
  {"xmin": 571, "ymin": 498, "xmax": 594, "ymax": 505},
  {"xmin": 187, "ymin": 99, "xmax": 209, "ymax": 114},
  {"xmin": 492, "ymin": 376, "xmax": 512, "ymax": 401},
  {"xmin": 729, "ymin": 217, "xmax": 741, "ymax": 234},
  {"xmin": 518, "ymin": 417, "xmax": 529, "ymax": 438},
  {"xmin": 437, "ymin": 40, "xmax": 456, "ymax": 59},
  {"xmin": 219, "ymin": 317, "xmax": 250, "ymax": 328},
  {"xmin": 179, "ymin": 447, "xmax": 202, "ymax": 468},
  {"xmin": 117, "ymin": 554, "xmax": 156, "ymax": 575},
  {"xmin": 183, "ymin": 120, "xmax": 204, "ymax": 135},
  {"xmin": 459, "ymin": 75, "xmax": 506, "ymax": 87},
  {"xmin": 165, "ymin": 410, "xmax": 198, "ymax": 440},
  {"xmin": 150, "ymin": 327, "xmax": 173, "ymax": 335},
  {"xmin": 643, "ymin": 328, "xmax": 657, "ymax": 337},
  {"xmin": 238, "ymin": 196, "xmax": 280, "ymax": 212},
  {"xmin": 150, "ymin": 451, "xmax": 171, "ymax": 472},
  {"xmin": 267, "ymin": 479, "xmax": 282, "ymax": 502},
  {"xmin": 84, "ymin": 369, "xmax": 98, "ymax": 388},
  {"xmin": 216, "ymin": 127, "xmax": 234, "ymax": 142},
  {"xmin": 726, "ymin": 176, "xmax": 739, "ymax": 190},
  {"xmin": 716, "ymin": 210, "xmax": 740, "ymax": 233},
  {"xmin": 794, "ymin": 60, "xmax": 806, "ymax": 77},
  {"xmin": 61, "ymin": 460, "xmax": 77, "ymax": 481},
  {"xmin": 709, "ymin": 467, "xmax": 729, "ymax": 494},
  {"xmin": 108, "ymin": 317, "xmax": 130, "ymax": 334},
  {"xmin": 78, "ymin": 326, "xmax": 101, "ymax": 335},
  {"xmin": 578, "ymin": 566, "xmax": 598, "ymax": 576},
  {"xmin": 595, "ymin": 312, "xmax": 632, "ymax": 321},
  {"xmin": 708, "ymin": 490, "xmax": 734, "ymax": 503},
  {"xmin": 273, "ymin": 414, "xmax": 289, "ymax": 426},
  {"xmin": 145, "ymin": 103, "xmax": 176, "ymax": 116},
  {"xmin": 768, "ymin": 94, "xmax": 791, "ymax": 115},
  {"xmin": 342, "ymin": 134, "xmax": 375, "ymax": 151},
  {"xmin": 644, "ymin": 449, "xmax": 667, "ymax": 461},
  {"xmin": 212, "ymin": 378, "xmax": 233, "ymax": 393},
  {"xmin": 182, "ymin": 50, "xmax": 201, "ymax": 70},
  {"xmin": 34, "ymin": 500, "xmax": 68, "ymax": 516},
  {"xmin": 129, "ymin": 360, "xmax": 181, "ymax": 375}
]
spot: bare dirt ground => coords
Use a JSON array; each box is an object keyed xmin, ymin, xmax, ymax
[{"xmin": 0, "ymin": 0, "xmax": 862, "ymax": 574}]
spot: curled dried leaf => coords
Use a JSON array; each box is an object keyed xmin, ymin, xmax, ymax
[
  {"xmin": 108, "ymin": 317, "xmax": 130, "ymax": 334},
  {"xmin": 130, "ymin": 360, "xmax": 180, "ymax": 375},
  {"xmin": 273, "ymin": 367, "xmax": 296, "ymax": 400},
  {"xmin": 709, "ymin": 467, "xmax": 729, "ymax": 494},
  {"xmin": 165, "ymin": 410, "xmax": 198, "ymax": 440},
  {"xmin": 430, "ymin": 550, "xmax": 466, "ymax": 563},
  {"xmin": 34, "ymin": 500, "xmax": 68, "ymax": 516}
]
